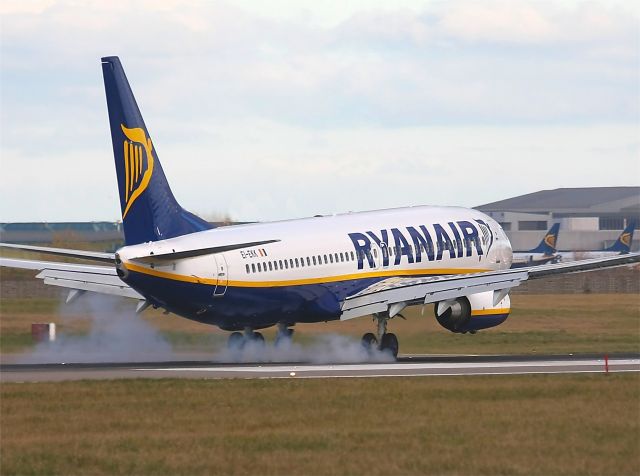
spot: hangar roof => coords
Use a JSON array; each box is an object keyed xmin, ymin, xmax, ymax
[{"xmin": 476, "ymin": 187, "xmax": 640, "ymax": 215}]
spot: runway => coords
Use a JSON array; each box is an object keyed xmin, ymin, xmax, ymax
[{"xmin": 2, "ymin": 353, "xmax": 638, "ymax": 382}]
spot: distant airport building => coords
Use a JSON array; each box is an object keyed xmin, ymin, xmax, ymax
[
  {"xmin": 475, "ymin": 187, "xmax": 640, "ymax": 252},
  {"xmin": 0, "ymin": 222, "xmax": 124, "ymax": 247}
]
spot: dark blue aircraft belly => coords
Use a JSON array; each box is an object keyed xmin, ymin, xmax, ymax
[{"xmin": 124, "ymin": 270, "xmax": 382, "ymax": 331}]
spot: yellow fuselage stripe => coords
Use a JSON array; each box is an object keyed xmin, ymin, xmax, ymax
[
  {"xmin": 470, "ymin": 308, "xmax": 510, "ymax": 316},
  {"xmin": 124, "ymin": 262, "xmax": 491, "ymax": 288}
]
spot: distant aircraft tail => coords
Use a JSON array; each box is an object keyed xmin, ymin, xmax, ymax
[
  {"xmin": 528, "ymin": 223, "xmax": 560, "ymax": 255},
  {"xmin": 604, "ymin": 222, "xmax": 635, "ymax": 253},
  {"xmin": 101, "ymin": 56, "xmax": 213, "ymax": 245}
]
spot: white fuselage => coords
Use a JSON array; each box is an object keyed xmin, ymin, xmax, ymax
[{"xmin": 116, "ymin": 205, "xmax": 513, "ymax": 329}]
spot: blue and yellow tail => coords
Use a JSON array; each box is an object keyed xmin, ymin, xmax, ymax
[
  {"xmin": 604, "ymin": 222, "xmax": 635, "ymax": 253},
  {"xmin": 528, "ymin": 223, "xmax": 560, "ymax": 255},
  {"xmin": 101, "ymin": 56, "xmax": 212, "ymax": 245}
]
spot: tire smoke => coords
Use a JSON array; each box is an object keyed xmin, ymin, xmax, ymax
[
  {"xmin": 216, "ymin": 333, "xmax": 396, "ymax": 364},
  {"xmin": 17, "ymin": 294, "xmax": 175, "ymax": 363}
]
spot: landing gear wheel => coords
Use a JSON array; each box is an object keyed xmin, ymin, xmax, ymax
[
  {"xmin": 380, "ymin": 333, "xmax": 399, "ymax": 359},
  {"xmin": 251, "ymin": 332, "xmax": 265, "ymax": 347},
  {"xmin": 361, "ymin": 332, "xmax": 378, "ymax": 351},
  {"xmin": 275, "ymin": 327, "xmax": 294, "ymax": 347},
  {"xmin": 228, "ymin": 331, "xmax": 244, "ymax": 350}
]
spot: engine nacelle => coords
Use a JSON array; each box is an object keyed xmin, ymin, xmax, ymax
[{"xmin": 434, "ymin": 291, "xmax": 511, "ymax": 334}]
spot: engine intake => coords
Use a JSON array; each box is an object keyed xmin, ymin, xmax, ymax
[{"xmin": 434, "ymin": 297, "xmax": 471, "ymax": 333}]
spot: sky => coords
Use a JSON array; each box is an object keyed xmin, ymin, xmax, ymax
[{"xmin": 1, "ymin": 0, "xmax": 638, "ymax": 223}]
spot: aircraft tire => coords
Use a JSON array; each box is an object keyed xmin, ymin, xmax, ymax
[
  {"xmin": 380, "ymin": 333, "xmax": 399, "ymax": 359},
  {"xmin": 361, "ymin": 332, "xmax": 377, "ymax": 351},
  {"xmin": 274, "ymin": 328, "xmax": 293, "ymax": 347},
  {"xmin": 228, "ymin": 331, "xmax": 245, "ymax": 350}
]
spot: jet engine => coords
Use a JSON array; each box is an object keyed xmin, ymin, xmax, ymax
[{"xmin": 434, "ymin": 291, "xmax": 511, "ymax": 334}]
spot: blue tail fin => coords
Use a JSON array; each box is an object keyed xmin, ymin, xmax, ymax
[
  {"xmin": 528, "ymin": 223, "xmax": 560, "ymax": 254},
  {"xmin": 101, "ymin": 56, "xmax": 213, "ymax": 245},
  {"xmin": 604, "ymin": 222, "xmax": 635, "ymax": 253}
]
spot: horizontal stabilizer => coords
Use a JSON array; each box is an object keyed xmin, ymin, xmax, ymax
[
  {"xmin": 0, "ymin": 242, "xmax": 115, "ymax": 263},
  {"xmin": 130, "ymin": 239, "xmax": 280, "ymax": 262}
]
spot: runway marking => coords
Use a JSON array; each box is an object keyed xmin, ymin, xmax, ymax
[{"xmin": 141, "ymin": 359, "xmax": 640, "ymax": 373}]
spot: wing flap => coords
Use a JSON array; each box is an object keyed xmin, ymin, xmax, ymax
[
  {"xmin": 340, "ymin": 252, "xmax": 640, "ymax": 321},
  {"xmin": 41, "ymin": 276, "xmax": 142, "ymax": 299},
  {"xmin": 340, "ymin": 270, "xmax": 528, "ymax": 321}
]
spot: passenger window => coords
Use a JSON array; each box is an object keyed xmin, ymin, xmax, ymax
[
  {"xmin": 324, "ymin": 255, "xmax": 328, "ymax": 264},
  {"xmin": 300, "ymin": 258, "xmax": 305, "ymax": 267},
  {"xmin": 285, "ymin": 260, "xmax": 289, "ymax": 269},
  {"xmin": 268, "ymin": 262, "xmax": 273, "ymax": 271},
  {"xmin": 257, "ymin": 263, "xmax": 262, "ymax": 272},
  {"xmin": 251, "ymin": 263, "xmax": 256, "ymax": 273},
  {"xmin": 290, "ymin": 259, "xmax": 294, "ymax": 268},
  {"xmin": 334, "ymin": 253, "xmax": 338, "ymax": 262},
  {"xmin": 312, "ymin": 256, "xmax": 317, "ymax": 265},
  {"xmin": 350, "ymin": 251, "xmax": 355, "ymax": 261},
  {"xmin": 246, "ymin": 264, "xmax": 250, "ymax": 274},
  {"xmin": 306, "ymin": 257, "xmax": 311, "ymax": 266},
  {"xmin": 329, "ymin": 254, "xmax": 333, "ymax": 264},
  {"xmin": 279, "ymin": 260, "xmax": 283, "ymax": 269},
  {"xmin": 295, "ymin": 258, "xmax": 299, "ymax": 267},
  {"xmin": 340, "ymin": 252, "xmax": 344, "ymax": 262},
  {"xmin": 373, "ymin": 248, "xmax": 377, "ymax": 258}
]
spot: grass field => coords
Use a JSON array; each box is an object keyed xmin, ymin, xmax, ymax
[
  {"xmin": 1, "ymin": 374, "xmax": 638, "ymax": 475},
  {"xmin": 1, "ymin": 293, "xmax": 639, "ymax": 357}
]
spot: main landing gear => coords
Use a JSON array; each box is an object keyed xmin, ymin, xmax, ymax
[
  {"xmin": 361, "ymin": 313, "xmax": 399, "ymax": 358},
  {"xmin": 227, "ymin": 327, "xmax": 265, "ymax": 350},
  {"xmin": 227, "ymin": 323, "xmax": 293, "ymax": 350}
]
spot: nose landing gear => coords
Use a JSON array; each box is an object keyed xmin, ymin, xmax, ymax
[{"xmin": 360, "ymin": 312, "xmax": 399, "ymax": 358}]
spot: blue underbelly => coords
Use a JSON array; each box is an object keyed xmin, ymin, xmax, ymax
[{"xmin": 124, "ymin": 270, "xmax": 382, "ymax": 330}]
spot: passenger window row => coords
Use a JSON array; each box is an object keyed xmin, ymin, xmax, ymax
[
  {"xmin": 245, "ymin": 239, "xmax": 480, "ymax": 274},
  {"xmin": 246, "ymin": 251, "xmax": 356, "ymax": 274}
]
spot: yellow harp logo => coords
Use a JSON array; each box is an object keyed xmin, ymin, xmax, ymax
[
  {"xmin": 121, "ymin": 124, "xmax": 154, "ymax": 218},
  {"xmin": 620, "ymin": 232, "xmax": 631, "ymax": 247},
  {"xmin": 544, "ymin": 234, "xmax": 556, "ymax": 248}
]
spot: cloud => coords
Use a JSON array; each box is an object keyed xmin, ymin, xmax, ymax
[{"xmin": 0, "ymin": 1, "xmax": 638, "ymax": 221}]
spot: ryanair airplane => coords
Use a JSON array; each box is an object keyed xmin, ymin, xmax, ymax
[
  {"xmin": 557, "ymin": 222, "xmax": 636, "ymax": 263},
  {"xmin": 1, "ymin": 57, "xmax": 638, "ymax": 358},
  {"xmin": 511, "ymin": 223, "xmax": 560, "ymax": 268}
]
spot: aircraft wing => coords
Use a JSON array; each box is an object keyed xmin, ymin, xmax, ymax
[
  {"xmin": 0, "ymin": 257, "xmax": 142, "ymax": 300},
  {"xmin": 0, "ymin": 242, "xmax": 115, "ymax": 263},
  {"xmin": 340, "ymin": 252, "xmax": 640, "ymax": 321}
]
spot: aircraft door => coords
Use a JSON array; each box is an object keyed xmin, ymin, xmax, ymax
[{"xmin": 213, "ymin": 254, "xmax": 228, "ymax": 297}]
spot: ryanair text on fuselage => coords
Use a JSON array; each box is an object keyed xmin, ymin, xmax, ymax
[{"xmin": 348, "ymin": 220, "xmax": 491, "ymax": 270}]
